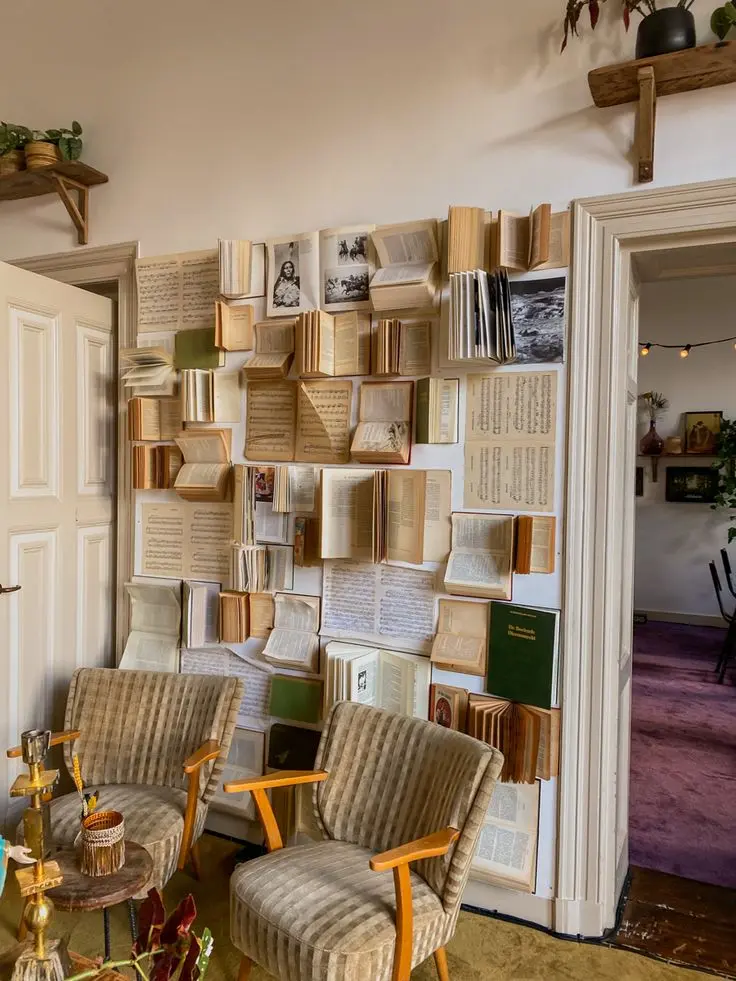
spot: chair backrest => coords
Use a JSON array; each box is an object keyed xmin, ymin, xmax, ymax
[
  {"xmin": 63, "ymin": 668, "xmax": 243, "ymax": 802},
  {"xmin": 710, "ymin": 561, "xmax": 732, "ymax": 622},
  {"xmin": 313, "ymin": 702, "xmax": 504, "ymax": 914},
  {"xmin": 722, "ymin": 548, "xmax": 736, "ymax": 599}
]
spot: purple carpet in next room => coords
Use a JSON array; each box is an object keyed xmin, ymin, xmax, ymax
[{"xmin": 630, "ymin": 621, "xmax": 736, "ymax": 889}]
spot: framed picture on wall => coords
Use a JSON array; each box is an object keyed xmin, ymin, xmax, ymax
[
  {"xmin": 665, "ymin": 467, "xmax": 719, "ymax": 504},
  {"xmin": 635, "ymin": 467, "xmax": 644, "ymax": 497},
  {"xmin": 684, "ymin": 411, "xmax": 722, "ymax": 455}
]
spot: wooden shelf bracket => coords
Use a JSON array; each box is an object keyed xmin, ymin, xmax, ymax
[
  {"xmin": 637, "ymin": 66, "xmax": 657, "ymax": 184},
  {"xmin": 49, "ymin": 172, "xmax": 89, "ymax": 245}
]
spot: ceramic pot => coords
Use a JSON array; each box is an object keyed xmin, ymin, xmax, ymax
[
  {"xmin": 636, "ymin": 7, "xmax": 696, "ymax": 59},
  {"xmin": 24, "ymin": 141, "xmax": 60, "ymax": 170},
  {"xmin": 640, "ymin": 420, "xmax": 664, "ymax": 455},
  {"xmin": 0, "ymin": 149, "xmax": 25, "ymax": 176}
]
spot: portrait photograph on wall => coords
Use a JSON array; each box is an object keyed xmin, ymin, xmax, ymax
[{"xmin": 684, "ymin": 411, "xmax": 722, "ymax": 455}]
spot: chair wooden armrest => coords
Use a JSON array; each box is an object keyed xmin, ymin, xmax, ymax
[
  {"xmin": 370, "ymin": 827, "xmax": 460, "ymax": 981},
  {"xmin": 224, "ymin": 770, "xmax": 328, "ymax": 852},
  {"xmin": 6, "ymin": 730, "xmax": 81, "ymax": 759},
  {"xmin": 177, "ymin": 739, "xmax": 222, "ymax": 873}
]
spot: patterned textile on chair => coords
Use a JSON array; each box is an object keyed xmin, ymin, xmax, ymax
[{"xmin": 230, "ymin": 702, "xmax": 504, "ymax": 981}]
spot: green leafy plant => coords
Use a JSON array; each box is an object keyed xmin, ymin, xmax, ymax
[
  {"xmin": 711, "ymin": 417, "xmax": 736, "ymax": 544},
  {"xmin": 638, "ymin": 390, "xmax": 669, "ymax": 421},
  {"xmin": 43, "ymin": 121, "xmax": 83, "ymax": 161},
  {"xmin": 712, "ymin": 1, "xmax": 736, "ymax": 37},
  {"xmin": 561, "ymin": 0, "xmax": 696, "ymax": 50},
  {"xmin": 0, "ymin": 122, "xmax": 32, "ymax": 156}
]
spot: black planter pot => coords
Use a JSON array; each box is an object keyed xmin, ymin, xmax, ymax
[{"xmin": 636, "ymin": 7, "xmax": 696, "ymax": 59}]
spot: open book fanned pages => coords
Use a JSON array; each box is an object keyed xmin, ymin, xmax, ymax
[
  {"xmin": 490, "ymin": 206, "xmax": 570, "ymax": 272},
  {"xmin": 233, "ymin": 464, "xmax": 302, "ymax": 546},
  {"xmin": 174, "ymin": 327, "xmax": 225, "ymax": 370},
  {"xmin": 467, "ymin": 694, "xmax": 560, "ymax": 784},
  {"xmin": 447, "ymin": 206, "xmax": 486, "ymax": 274},
  {"xmin": 373, "ymin": 319, "xmax": 432, "ymax": 376},
  {"xmin": 263, "ymin": 594, "xmax": 321, "ymax": 673},
  {"xmin": 430, "ymin": 598, "xmax": 489, "ymax": 676},
  {"xmin": 464, "ymin": 371, "xmax": 557, "ymax": 512},
  {"xmin": 182, "ymin": 580, "xmax": 220, "ymax": 648},
  {"xmin": 120, "ymin": 581, "xmax": 181, "ymax": 673},
  {"xmin": 472, "ymin": 780, "xmax": 540, "ymax": 893},
  {"xmin": 321, "ymin": 560, "xmax": 436, "ymax": 654},
  {"xmin": 325, "ymin": 641, "xmax": 431, "ymax": 719},
  {"xmin": 370, "ymin": 219, "xmax": 440, "ymax": 311},
  {"xmin": 415, "ymin": 377, "xmax": 459, "ymax": 444},
  {"xmin": 128, "ymin": 396, "xmax": 181, "ymax": 442},
  {"xmin": 215, "ymin": 300, "xmax": 255, "ymax": 352},
  {"xmin": 319, "ymin": 224, "xmax": 375, "ymax": 312},
  {"xmin": 487, "ymin": 603, "xmax": 560, "ymax": 711},
  {"xmin": 266, "ymin": 233, "xmax": 320, "ymax": 318},
  {"xmin": 121, "ymin": 347, "xmax": 176, "ymax": 397},
  {"xmin": 249, "ymin": 592, "xmax": 275, "ymax": 639},
  {"xmin": 448, "ymin": 269, "xmax": 516, "ymax": 365},
  {"xmin": 136, "ymin": 250, "xmax": 219, "ymax": 332},
  {"xmin": 444, "ymin": 513, "xmax": 514, "ymax": 601},
  {"xmin": 181, "ymin": 369, "xmax": 241, "ymax": 423},
  {"xmin": 173, "ymin": 429, "xmax": 232, "ymax": 502},
  {"xmin": 429, "ymin": 683, "xmax": 469, "ymax": 731},
  {"xmin": 180, "ymin": 646, "xmax": 274, "ymax": 730},
  {"xmin": 514, "ymin": 516, "xmax": 556, "ymax": 574},
  {"xmin": 297, "ymin": 310, "xmax": 371, "ymax": 377},
  {"xmin": 219, "ymin": 239, "xmax": 253, "ymax": 299},
  {"xmin": 230, "ymin": 543, "xmax": 294, "ymax": 593},
  {"xmin": 351, "ymin": 380, "xmax": 413, "ymax": 465},
  {"xmin": 241, "ymin": 319, "xmax": 296, "ymax": 380},
  {"xmin": 272, "ymin": 466, "xmax": 317, "ymax": 514},
  {"xmin": 218, "ymin": 590, "xmax": 249, "ymax": 643},
  {"xmin": 133, "ymin": 445, "xmax": 182, "ymax": 490},
  {"xmin": 140, "ymin": 502, "xmax": 232, "ymax": 582}
]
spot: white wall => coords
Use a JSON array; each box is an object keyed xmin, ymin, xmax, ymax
[{"xmin": 636, "ymin": 276, "xmax": 736, "ymax": 621}]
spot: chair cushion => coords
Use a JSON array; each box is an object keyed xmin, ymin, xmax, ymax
[
  {"xmin": 230, "ymin": 840, "xmax": 453, "ymax": 981},
  {"xmin": 17, "ymin": 785, "xmax": 206, "ymax": 897}
]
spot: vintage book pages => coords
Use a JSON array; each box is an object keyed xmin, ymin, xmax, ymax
[
  {"xmin": 322, "ymin": 560, "xmax": 436, "ymax": 654},
  {"xmin": 444, "ymin": 513, "xmax": 514, "ymax": 601},
  {"xmin": 351, "ymin": 380, "xmax": 413, "ymax": 465},
  {"xmin": 447, "ymin": 269, "xmax": 515, "ymax": 365},
  {"xmin": 121, "ymin": 347, "xmax": 176, "ymax": 397},
  {"xmin": 210, "ymin": 728, "xmax": 264, "ymax": 821},
  {"xmin": 370, "ymin": 219, "xmax": 440, "ymax": 311},
  {"xmin": 215, "ymin": 300, "xmax": 255, "ymax": 351},
  {"xmin": 492, "ymin": 207, "xmax": 569, "ymax": 272},
  {"xmin": 423, "ymin": 470, "xmax": 452, "ymax": 563},
  {"xmin": 181, "ymin": 370, "xmax": 241, "ymax": 423},
  {"xmin": 140, "ymin": 502, "xmax": 232, "ymax": 582},
  {"xmin": 472, "ymin": 781, "xmax": 540, "ymax": 892},
  {"xmin": 175, "ymin": 429, "xmax": 230, "ymax": 463},
  {"xmin": 297, "ymin": 310, "xmax": 371, "ymax": 378},
  {"xmin": 430, "ymin": 598, "xmax": 489, "ymax": 676},
  {"xmin": 249, "ymin": 592, "xmax": 275, "ymax": 639},
  {"xmin": 447, "ymin": 206, "xmax": 486, "ymax": 274},
  {"xmin": 515, "ymin": 515, "xmax": 556, "ymax": 574},
  {"xmin": 266, "ymin": 232, "xmax": 320, "ymax": 317},
  {"xmin": 182, "ymin": 580, "xmax": 220, "ymax": 648},
  {"xmin": 230, "ymin": 543, "xmax": 294, "ymax": 593},
  {"xmin": 120, "ymin": 581, "xmax": 181, "ymax": 673},
  {"xmin": 180, "ymin": 646, "xmax": 275, "ymax": 729},
  {"xmin": 128, "ymin": 396, "xmax": 181, "ymax": 442},
  {"xmin": 174, "ymin": 463, "xmax": 231, "ymax": 502},
  {"xmin": 374, "ymin": 320, "xmax": 432, "ymax": 377},
  {"xmin": 320, "ymin": 469, "xmax": 376, "ymax": 561},
  {"xmin": 429, "ymin": 683, "xmax": 469, "ymax": 730},
  {"xmin": 372, "ymin": 219, "xmax": 439, "ymax": 268},
  {"xmin": 136, "ymin": 250, "xmax": 219, "ymax": 332},
  {"xmin": 386, "ymin": 470, "xmax": 426, "ymax": 565},
  {"xmin": 273, "ymin": 466, "xmax": 317, "ymax": 514},
  {"xmin": 295, "ymin": 380, "xmax": 352, "ymax": 465},
  {"xmin": 132, "ymin": 445, "xmax": 182, "ymax": 490},
  {"xmin": 263, "ymin": 593, "xmax": 321, "ymax": 672},
  {"xmin": 245, "ymin": 380, "xmax": 297, "ymax": 462},
  {"xmin": 218, "ymin": 590, "xmax": 250, "ymax": 643},
  {"xmin": 219, "ymin": 239, "xmax": 252, "ymax": 299},
  {"xmin": 294, "ymin": 517, "xmax": 320, "ymax": 567},
  {"xmin": 415, "ymin": 378, "xmax": 459, "ymax": 445},
  {"xmin": 242, "ymin": 318, "xmax": 296, "ymax": 380},
  {"xmin": 324, "ymin": 641, "xmax": 431, "ymax": 719},
  {"xmin": 464, "ymin": 371, "xmax": 557, "ymax": 512},
  {"xmin": 319, "ymin": 224, "xmax": 375, "ymax": 312},
  {"xmin": 536, "ymin": 211, "xmax": 570, "ymax": 271}
]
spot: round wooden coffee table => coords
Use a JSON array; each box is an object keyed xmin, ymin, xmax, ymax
[{"xmin": 47, "ymin": 842, "xmax": 153, "ymax": 960}]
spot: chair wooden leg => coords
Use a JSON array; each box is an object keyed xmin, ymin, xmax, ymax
[
  {"xmin": 237, "ymin": 955, "xmax": 253, "ymax": 981},
  {"xmin": 190, "ymin": 839, "xmax": 202, "ymax": 880},
  {"xmin": 434, "ymin": 947, "xmax": 450, "ymax": 981}
]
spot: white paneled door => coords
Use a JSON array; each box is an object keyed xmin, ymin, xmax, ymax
[{"xmin": 0, "ymin": 263, "xmax": 115, "ymax": 829}]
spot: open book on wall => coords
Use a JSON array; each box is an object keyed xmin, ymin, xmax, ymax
[
  {"xmin": 324, "ymin": 641, "xmax": 431, "ymax": 719},
  {"xmin": 173, "ymin": 429, "xmax": 232, "ymax": 502},
  {"xmin": 370, "ymin": 219, "xmax": 440, "ymax": 311},
  {"xmin": 132, "ymin": 445, "xmax": 182, "ymax": 490},
  {"xmin": 249, "ymin": 592, "xmax": 275, "ymax": 639},
  {"xmin": 467, "ymin": 694, "xmax": 560, "ymax": 783},
  {"xmin": 263, "ymin": 593, "xmax": 321, "ymax": 674},
  {"xmin": 182, "ymin": 580, "xmax": 220, "ymax": 648},
  {"xmin": 121, "ymin": 347, "xmax": 176, "ymax": 397},
  {"xmin": 218, "ymin": 239, "xmax": 253, "ymax": 299},
  {"xmin": 448, "ymin": 268, "xmax": 516, "ymax": 365},
  {"xmin": 430, "ymin": 598, "xmax": 489, "ymax": 677},
  {"xmin": 120, "ymin": 581, "xmax": 181, "ymax": 674},
  {"xmin": 514, "ymin": 516, "xmax": 556, "ymax": 575},
  {"xmin": 229, "ymin": 542, "xmax": 294, "ymax": 594},
  {"xmin": 444, "ymin": 513, "xmax": 515, "ymax": 601},
  {"xmin": 490, "ymin": 205, "xmax": 570, "ymax": 272},
  {"xmin": 219, "ymin": 590, "xmax": 249, "ymax": 643},
  {"xmin": 373, "ymin": 319, "xmax": 432, "ymax": 377},
  {"xmin": 415, "ymin": 378, "xmax": 459, "ymax": 445},
  {"xmin": 241, "ymin": 319, "xmax": 296, "ymax": 380},
  {"xmin": 297, "ymin": 310, "xmax": 371, "ymax": 378},
  {"xmin": 351, "ymin": 380, "xmax": 413, "ymax": 465},
  {"xmin": 472, "ymin": 780, "xmax": 540, "ymax": 893},
  {"xmin": 181, "ymin": 369, "xmax": 241, "ymax": 423},
  {"xmin": 128, "ymin": 396, "xmax": 181, "ymax": 442}
]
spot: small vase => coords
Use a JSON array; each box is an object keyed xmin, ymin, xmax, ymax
[
  {"xmin": 636, "ymin": 8, "xmax": 696, "ymax": 59},
  {"xmin": 640, "ymin": 420, "xmax": 664, "ymax": 455}
]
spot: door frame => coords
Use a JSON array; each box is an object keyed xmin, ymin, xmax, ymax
[
  {"xmin": 557, "ymin": 178, "xmax": 736, "ymax": 937},
  {"xmin": 11, "ymin": 242, "xmax": 138, "ymax": 661}
]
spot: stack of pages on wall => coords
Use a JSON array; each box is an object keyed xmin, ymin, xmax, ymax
[{"xmin": 448, "ymin": 268, "xmax": 516, "ymax": 364}]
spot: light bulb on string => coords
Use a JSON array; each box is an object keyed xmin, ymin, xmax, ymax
[
  {"xmin": 640, "ymin": 343, "xmax": 651, "ymax": 356},
  {"xmin": 680, "ymin": 344, "xmax": 692, "ymax": 359}
]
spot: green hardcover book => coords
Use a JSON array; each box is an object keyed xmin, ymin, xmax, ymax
[
  {"xmin": 415, "ymin": 377, "xmax": 430, "ymax": 445},
  {"xmin": 269, "ymin": 675, "xmax": 323, "ymax": 725},
  {"xmin": 174, "ymin": 327, "xmax": 225, "ymax": 370},
  {"xmin": 487, "ymin": 602, "xmax": 560, "ymax": 710}
]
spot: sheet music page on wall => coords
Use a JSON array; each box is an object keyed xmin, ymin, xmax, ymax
[
  {"xmin": 136, "ymin": 250, "xmax": 219, "ymax": 332},
  {"xmin": 140, "ymin": 502, "xmax": 232, "ymax": 581}
]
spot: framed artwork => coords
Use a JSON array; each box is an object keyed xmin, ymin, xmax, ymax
[
  {"xmin": 665, "ymin": 467, "xmax": 719, "ymax": 504},
  {"xmin": 635, "ymin": 467, "xmax": 644, "ymax": 497},
  {"xmin": 684, "ymin": 411, "xmax": 722, "ymax": 455}
]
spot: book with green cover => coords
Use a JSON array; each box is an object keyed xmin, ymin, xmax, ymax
[
  {"xmin": 174, "ymin": 327, "xmax": 225, "ymax": 370},
  {"xmin": 269, "ymin": 675, "xmax": 322, "ymax": 724},
  {"xmin": 487, "ymin": 602, "xmax": 560, "ymax": 710}
]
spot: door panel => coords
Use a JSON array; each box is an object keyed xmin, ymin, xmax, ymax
[{"xmin": 0, "ymin": 262, "xmax": 115, "ymax": 829}]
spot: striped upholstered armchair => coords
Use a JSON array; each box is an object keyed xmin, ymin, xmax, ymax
[
  {"xmin": 227, "ymin": 702, "xmax": 503, "ymax": 981},
  {"xmin": 15, "ymin": 667, "xmax": 242, "ymax": 896}
]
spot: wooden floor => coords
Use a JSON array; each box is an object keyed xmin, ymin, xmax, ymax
[{"xmin": 608, "ymin": 867, "xmax": 736, "ymax": 977}]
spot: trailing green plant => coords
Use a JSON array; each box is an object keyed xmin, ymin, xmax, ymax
[
  {"xmin": 0, "ymin": 122, "xmax": 32, "ymax": 156},
  {"xmin": 42, "ymin": 121, "xmax": 83, "ymax": 161},
  {"xmin": 561, "ymin": 0, "xmax": 696, "ymax": 50},
  {"xmin": 711, "ymin": 1, "xmax": 736, "ymax": 37},
  {"xmin": 638, "ymin": 390, "xmax": 669, "ymax": 421},
  {"xmin": 711, "ymin": 417, "xmax": 736, "ymax": 544}
]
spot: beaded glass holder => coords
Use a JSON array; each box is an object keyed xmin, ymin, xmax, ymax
[{"xmin": 79, "ymin": 810, "xmax": 125, "ymax": 877}]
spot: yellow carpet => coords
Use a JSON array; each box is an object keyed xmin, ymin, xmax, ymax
[{"xmin": 0, "ymin": 835, "xmax": 704, "ymax": 980}]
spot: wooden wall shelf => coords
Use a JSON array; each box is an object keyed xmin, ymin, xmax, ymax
[
  {"xmin": 0, "ymin": 160, "xmax": 108, "ymax": 245},
  {"xmin": 588, "ymin": 41, "xmax": 736, "ymax": 183}
]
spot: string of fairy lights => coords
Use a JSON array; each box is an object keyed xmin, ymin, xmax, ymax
[{"xmin": 640, "ymin": 335, "xmax": 736, "ymax": 358}]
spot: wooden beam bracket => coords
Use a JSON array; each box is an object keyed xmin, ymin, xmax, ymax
[
  {"xmin": 637, "ymin": 66, "xmax": 657, "ymax": 184},
  {"xmin": 49, "ymin": 172, "xmax": 89, "ymax": 245}
]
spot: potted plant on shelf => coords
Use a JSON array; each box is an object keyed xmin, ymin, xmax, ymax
[
  {"xmin": 0, "ymin": 122, "xmax": 32, "ymax": 176},
  {"xmin": 712, "ymin": 1, "xmax": 736, "ymax": 38},
  {"xmin": 561, "ymin": 0, "xmax": 697, "ymax": 58},
  {"xmin": 24, "ymin": 121, "xmax": 83, "ymax": 170},
  {"xmin": 638, "ymin": 390, "xmax": 669, "ymax": 454}
]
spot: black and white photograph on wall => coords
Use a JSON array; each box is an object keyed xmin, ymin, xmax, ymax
[
  {"xmin": 266, "ymin": 232, "xmax": 320, "ymax": 317},
  {"xmin": 665, "ymin": 467, "xmax": 719, "ymax": 504},
  {"xmin": 510, "ymin": 277, "xmax": 566, "ymax": 364},
  {"xmin": 271, "ymin": 242, "xmax": 301, "ymax": 310},
  {"xmin": 319, "ymin": 225, "xmax": 375, "ymax": 311},
  {"xmin": 324, "ymin": 266, "xmax": 370, "ymax": 305}
]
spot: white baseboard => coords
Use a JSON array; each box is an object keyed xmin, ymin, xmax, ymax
[
  {"xmin": 462, "ymin": 879, "xmax": 553, "ymax": 929},
  {"xmin": 636, "ymin": 609, "xmax": 725, "ymax": 629},
  {"xmin": 553, "ymin": 897, "xmax": 608, "ymax": 937}
]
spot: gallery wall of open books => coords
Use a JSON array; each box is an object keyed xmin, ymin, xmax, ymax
[{"xmin": 123, "ymin": 205, "xmax": 568, "ymax": 903}]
